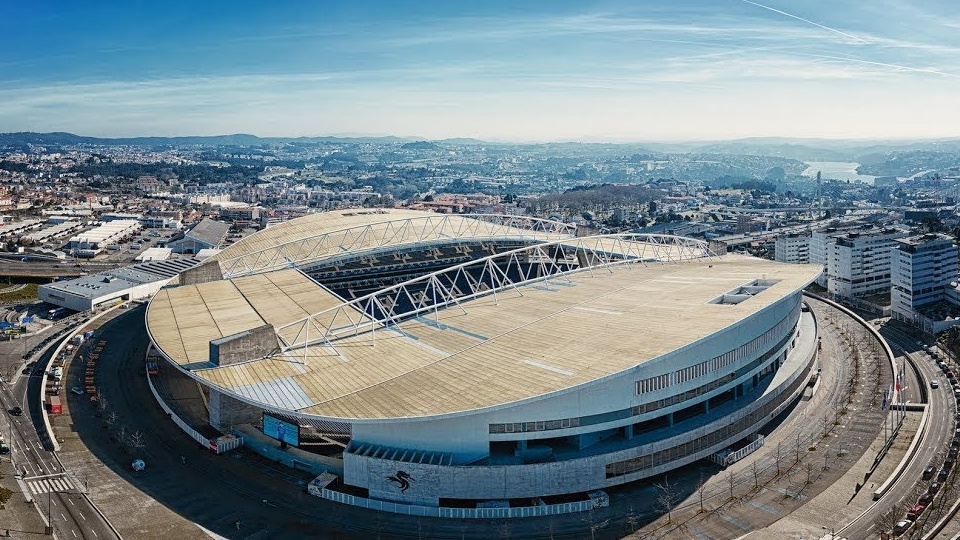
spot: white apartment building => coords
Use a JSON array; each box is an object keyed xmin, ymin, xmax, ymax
[
  {"xmin": 825, "ymin": 228, "xmax": 909, "ymax": 300},
  {"xmin": 891, "ymin": 233, "xmax": 959, "ymax": 325},
  {"xmin": 775, "ymin": 234, "xmax": 811, "ymax": 264}
]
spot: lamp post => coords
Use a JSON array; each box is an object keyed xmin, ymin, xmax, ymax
[{"xmin": 46, "ymin": 488, "xmax": 53, "ymax": 535}]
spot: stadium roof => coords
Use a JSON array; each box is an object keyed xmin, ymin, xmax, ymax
[
  {"xmin": 203, "ymin": 208, "xmax": 574, "ymax": 278},
  {"xmin": 147, "ymin": 252, "xmax": 820, "ymax": 420}
]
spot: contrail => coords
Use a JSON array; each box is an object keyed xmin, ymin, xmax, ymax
[
  {"xmin": 793, "ymin": 51, "xmax": 960, "ymax": 78},
  {"xmin": 739, "ymin": 0, "xmax": 871, "ymax": 44}
]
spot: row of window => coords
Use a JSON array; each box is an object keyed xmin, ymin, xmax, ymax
[
  {"xmin": 489, "ymin": 417, "xmax": 579, "ymax": 434},
  {"xmin": 636, "ymin": 373, "xmax": 669, "ymax": 394},
  {"xmin": 606, "ymin": 358, "xmax": 812, "ymax": 478},
  {"xmin": 638, "ymin": 306, "xmax": 799, "ymax": 394},
  {"xmin": 489, "ymin": 323, "xmax": 796, "ymax": 435}
]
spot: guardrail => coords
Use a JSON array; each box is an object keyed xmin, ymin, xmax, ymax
[
  {"xmin": 143, "ymin": 357, "xmax": 211, "ymax": 449},
  {"xmin": 144, "ymin": 348, "xmax": 243, "ymax": 454},
  {"xmin": 319, "ymin": 488, "xmax": 603, "ymax": 519}
]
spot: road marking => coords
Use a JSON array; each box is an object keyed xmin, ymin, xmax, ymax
[
  {"xmin": 92, "ymin": 530, "xmax": 98, "ymax": 538},
  {"xmin": 61, "ymin": 512, "xmax": 67, "ymax": 521},
  {"xmin": 68, "ymin": 498, "xmax": 75, "ymax": 506},
  {"xmin": 71, "ymin": 529, "xmax": 77, "ymax": 538},
  {"xmin": 78, "ymin": 511, "xmax": 86, "ymax": 520},
  {"xmin": 27, "ymin": 475, "xmax": 76, "ymax": 495}
]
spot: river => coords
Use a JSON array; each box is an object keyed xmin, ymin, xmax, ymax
[{"xmin": 801, "ymin": 161, "xmax": 876, "ymax": 185}]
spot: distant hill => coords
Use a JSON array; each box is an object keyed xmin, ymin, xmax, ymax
[
  {"xmin": 400, "ymin": 140, "xmax": 441, "ymax": 151},
  {"xmin": 3, "ymin": 132, "xmax": 960, "ymax": 161},
  {"xmin": 0, "ymin": 132, "xmax": 411, "ymax": 148}
]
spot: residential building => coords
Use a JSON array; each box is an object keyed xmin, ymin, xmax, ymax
[
  {"xmin": 825, "ymin": 228, "xmax": 909, "ymax": 301},
  {"xmin": 774, "ymin": 234, "xmax": 810, "ymax": 264},
  {"xmin": 891, "ymin": 233, "xmax": 959, "ymax": 327}
]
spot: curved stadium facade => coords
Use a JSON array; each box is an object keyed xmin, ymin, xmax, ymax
[{"xmin": 146, "ymin": 209, "xmax": 822, "ymax": 515}]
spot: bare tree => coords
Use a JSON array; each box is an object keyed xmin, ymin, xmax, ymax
[
  {"xmin": 752, "ymin": 460, "xmax": 760, "ymax": 489},
  {"xmin": 727, "ymin": 469, "xmax": 736, "ymax": 502},
  {"xmin": 117, "ymin": 425, "xmax": 128, "ymax": 449},
  {"xmin": 105, "ymin": 411, "xmax": 117, "ymax": 428},
  {"xmin": 776, "ymin": 442, "xmax": 782, "ymax": 476},
  {"xmin": 697, "ymin": 472, "xmax": 708, "ymax": 513},
  {"xmin": 96, "ymin": 394, "xmax": 108, "ymax": 413},
  {"xmin": 875, "ymin": 506, "xmax": 899, "ymax": 535},
  {"xmin": 794, "ymin": 433, "xmax": 802, "ymax": 464},
  {"xmin": 655, "ymin": 477, "xmax": 677, "ymax": 523},
  {"xmin": 129, "ymin": 430, "xmax": 146, "ymax": 451}
]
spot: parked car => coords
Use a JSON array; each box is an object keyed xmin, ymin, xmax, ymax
[
  {"xmin": 131, "ymin": 459, "xmax": 146, "ymax": 472},
  {"xmin": 919, "ymin": 492, "xmax": 934, "ymax": 505},
  {"xmin": 71, "ymin": 386, "xmax": 85, "ymax": 396},
  {"xmin": 931, "ymin": 380, "xmax": 940, "ymax": 389},
  {"xmin": 0, "ymin": 441, "xmax": 9, "ymax": 454},
  {"xmin": 923, "ymin": 465, "xmax": 936, "ymax": 480},
  {"xmin": 929, "ymin": 482, "xmax": 941, "ymax": 493},
  {"xmin": 894, "ymin": 519, "xmax": 912, "ymax": 534},
  {"xmin": 9, "ymin": 406, "xmax": 23, "ymax": 416},
  {"xmin": 939, "ymin": 468, "xmax": 950, "ymax": 481},
  {"xmin": 907, "ymin": 503, "xmax": 926, "ymax": 520}
]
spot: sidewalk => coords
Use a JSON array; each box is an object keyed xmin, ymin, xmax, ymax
[{"xmin": 0, "ymin": 452, "xmax": 49, "ymax": 538}]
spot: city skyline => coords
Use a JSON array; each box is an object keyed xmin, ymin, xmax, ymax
[{"xmin": 2, "ymin": 0, "xmax": 959, "ymax": 142}]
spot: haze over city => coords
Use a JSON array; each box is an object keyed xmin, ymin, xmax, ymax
[{"xmin": 2, "ymin": 0, "xmax": 960, "ymax": 141}]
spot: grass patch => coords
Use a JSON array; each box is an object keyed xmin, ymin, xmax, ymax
[{"xmin": 0, "ymin": 282, "xmax": 40, "ymax": 303}]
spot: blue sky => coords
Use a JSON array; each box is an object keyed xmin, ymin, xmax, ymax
[{"xmin": 1, "ymin": 0, "xmax": 959, "ymax": 141}]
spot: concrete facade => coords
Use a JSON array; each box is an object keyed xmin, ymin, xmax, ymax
[
  {"xmin": 193, "ymin": 290, "xmax": 814, "ymax": 508},
  {"xmin": 825, "ymin": 228, "xmax": 909, "ymax": 300},
  {"xmin": 775, "ymin": 233, "xmax": 811, "ymax": 264},
  {"xmin": 209, "ymin": 324, "xmax": 278, "ymax": 367},
  {"xmin": 891, "ymin": 233, "xmax": 960, "ymax": 325}
]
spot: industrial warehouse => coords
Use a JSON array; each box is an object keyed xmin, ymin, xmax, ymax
[{"xmin": 144, "ymin": 209, "xmax": 822, "ymax": 519}]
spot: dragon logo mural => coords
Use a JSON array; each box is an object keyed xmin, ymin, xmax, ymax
[{"xmin": 386, "ymin": 470, "xmax": 415, "ymax": 493}]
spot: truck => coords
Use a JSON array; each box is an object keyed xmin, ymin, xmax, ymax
[{"xmin": 48, "ymin": 395, "xmax": 62, "ymax": 414}]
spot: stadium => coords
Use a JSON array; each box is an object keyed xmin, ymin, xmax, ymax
[{"xmin": 145, "ymin": 208, "xmax": 822, "ymax": 518}]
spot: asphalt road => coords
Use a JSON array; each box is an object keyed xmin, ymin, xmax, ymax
[
  {"xmin": 872, "ymin": 325, "xmax": 959, "ymax": 539},
  {"xmin": 1, "ymin": 334, "xmax": 119, "ymax": 540},
  {"xmin": 836, "ymin": 321, "xmax": 957, "ymax": 540}
]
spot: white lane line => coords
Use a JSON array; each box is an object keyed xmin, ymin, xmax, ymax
[
  {"xmin": 71, "ymin": 528, "xmax": 77, "ymax": 537},
  {"xmin": 60, "ymin": 512, "xmax": 67, "ymax": 521},
  {"xmin": 78, "ymin": 511, "xmax": 86, "ymax": 521},
  {"xmin": 92, "ymin": 530, "xmax": 98, "ymax": 537},
  {"xmin": 68, "ymin": 498, "xmax": 75, "ymax": 506}
]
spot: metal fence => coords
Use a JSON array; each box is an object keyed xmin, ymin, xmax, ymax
[{"xmin": 320, "ymin": 488, "xmax": 599, "ymax": 519}]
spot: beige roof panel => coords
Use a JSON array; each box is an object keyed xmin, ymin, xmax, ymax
[{"xmin": 148, "ymin": 254, "xmax": 820, "ymax": 419}]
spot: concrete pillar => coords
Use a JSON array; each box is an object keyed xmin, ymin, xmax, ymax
[
  {"xmin": 668, "ymin": 413, "xmax": 674, "ymax": 427},
  {"xmin": 517, "ymin": 439, "xmax": 527, "ymax": 452},
  {"xmin": 703, "ymin": 400, "xmax": 710, "ymax": 414},
  {"xmin": 209, "ymin": 389, "xmax": 262, "ymax": 431},
  {"xmin": 624, "ymin": 424, "xmax": 634, "ymax": 439}
]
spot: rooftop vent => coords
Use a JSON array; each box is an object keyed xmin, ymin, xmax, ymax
[{"xmin": 710, "ymin": 279, "xmax": 781, "ymax": 305}]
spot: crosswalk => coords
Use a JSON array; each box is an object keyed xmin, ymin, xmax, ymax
[{"xmin": 27, "ymin": 476, "xmax": 78, "ymax": 495}]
